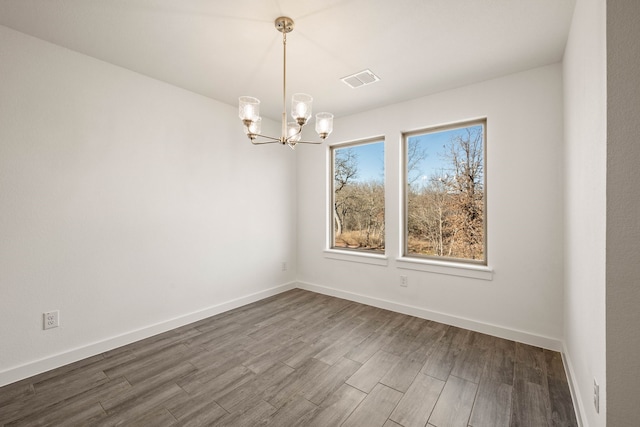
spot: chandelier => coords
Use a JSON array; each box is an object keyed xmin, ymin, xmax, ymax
[{"xmin": 239, "ymin": 17, "xmax": 334, "ymax": 149}]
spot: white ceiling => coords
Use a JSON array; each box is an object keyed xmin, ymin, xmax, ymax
[{"xmin": 0, "ymin": 0, "xmax": 576, "ymax": 120}]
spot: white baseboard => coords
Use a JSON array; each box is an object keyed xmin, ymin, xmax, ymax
[
  {"xmin": 296, "ymin": 281, "xmax": 563, "ymax": 352},
  {"xmin": 1, "ymin": 280, "xmax": 566, "ymax": 389},
  {"xmin": 562, "ymin": 344, "xmax": 586, "ymax": 427},
  {"xmin": 0, "ymin": 282, "xmax": 296, "ymax": 387}
]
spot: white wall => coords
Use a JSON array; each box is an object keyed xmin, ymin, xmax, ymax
[
  {"xmin": 0, "ymin": 25, "xmax": 297, "ymax": 386},
  {"xmin": 562, "ymin": 0, "xmax": 607, "ymax": 425},
  {"xmin": 297, "ymin": 64, "xmax": 565, "ymax": 348},
  {"xmin": 606, "ymin": 0, "xmax": 640, "ymax": 424}
]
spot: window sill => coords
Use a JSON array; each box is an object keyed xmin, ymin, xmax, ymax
[
  {"xmin": 324, "ymin": 249, "xmax": 388, "ymax": 266},
  {"xmin": 396, "ymin": 257, "xmax": 493, "ymax": 280}
]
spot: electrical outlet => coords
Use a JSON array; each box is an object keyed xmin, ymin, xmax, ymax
[
  {"xmin": 43, "ymin": 310, "xmax": 59, "ymax": 330},
  {"xmin": 593, "ymin": 379, "xmax": 599, "ymax": 413},
  {"xmin": 400, "ymin": 275, "xmax": 408, "ymax": 287},
  {"xmin": 281, "ymin": 262, "xmax": 287, "ymax": 271}
]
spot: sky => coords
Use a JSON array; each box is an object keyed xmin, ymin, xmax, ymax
[
  {"xmin": 349, "ymin": 140, "xmax": 385, "ymax": 183},
  {"xmin": 407, "ymin": 127, "xmax": 468, "ymax": 185},
  {"xmin": 338, "ymin": 125, "xmax": 482, "ymax": 185}
]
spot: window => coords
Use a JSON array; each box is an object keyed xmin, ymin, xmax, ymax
[
  {"xmin": 331, "ymin": 139, "xmax": 385, "ymax": 253},
  {"xmin": 403, "ymin": 120, "xmax": 486, "ymax": 264}
]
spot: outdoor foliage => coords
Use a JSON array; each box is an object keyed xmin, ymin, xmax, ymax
[
  {"xmin": 407, "ymin": 125, "xmax": 485, "ymax": 261},
  {"xmin": 331, "ymin": 124, "xmax": 484, "ymax": 262},
  {"xmin": 333, "ymin": 146, "xmax": 385, "ymax": 251}
]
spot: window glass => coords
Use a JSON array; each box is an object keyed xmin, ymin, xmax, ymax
[
  {"xmin": 404, "ymin": 121, "xmax": 486, "ymax": 264},
  {"xmin": 331, "ymin": 139, "xmax": 385, "ymax": 253}
]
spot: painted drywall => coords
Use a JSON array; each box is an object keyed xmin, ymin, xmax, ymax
[
  {"xmin": 606, "ymin": 0, "xmax": 640, "ymax": 424},
  {"xmin": 562, "ymin": 0, "xmax": 607, "ymax": 425},
  {"xmin": 0, "ymin": 25, "xmax": 297, "ymax": 385},
  {"xmin": 297, "ymin": 64, "xmax": 565, "ymax": 347}
]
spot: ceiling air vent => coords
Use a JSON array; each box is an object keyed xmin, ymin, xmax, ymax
[{"xmin": 341, "ymin": 69, "xmax": 380, "ymax": 89}]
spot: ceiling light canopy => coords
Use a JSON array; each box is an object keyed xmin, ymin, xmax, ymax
[{"xmin": 239, "ymin": 16, "xmax": 333, "ymax": 149}]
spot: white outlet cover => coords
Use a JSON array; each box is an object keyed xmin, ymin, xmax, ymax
[{"xmin": 44, "ymin": 310, "xmax": 59, "ymax": 330}]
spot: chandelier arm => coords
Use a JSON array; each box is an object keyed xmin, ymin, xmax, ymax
[
  {"xmin": 248, "ymin": 133, "xmax": 283, "ymax": 144},
  {"xmin": 250, "ymin": 139, "xmax": 283, "ymax": 145},
  {"xmin": 289, "ymin": 122, "xmax": 303, "ymax": 139},
  {"xmin": 294, "ymin": 140, "xmax": 324, "ymax": 145}
]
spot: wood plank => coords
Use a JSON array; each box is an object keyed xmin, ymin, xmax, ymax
[
  {"xmin": 382, "ymin": 315, "xmax": 430, "ymax": 356},
  {"xmin": 429, "ymin": 375, "xmax": 478, "ymax": 427},
  {"xmin": 514, "ymin": 343, "xmax": 547, "ymax": 386},
  {"xmin": 100, "ymin": 362, "xmax": 195, "ymax": 411},
  {"xmin": 422, "ymin": 327, "xmax": 470, "ymax": 381},
  {"xmin": 32, "ymin": 369, "xmax": 110, "ymax": 404},
  {"xmin": 481, "ymin": 341, "xmax": 516, "ymax": 385},
  {"xmin": 22, "ymin": 353, "xmax": 106, "ymax": 386},
  {"xmin": 342, "ymin": 383, "xmax": 403, "ymax": 427},
  {"xmin": 215, "ymin": 399, "xmax": 276, "ymax": 427},
  {"xmin": 296, "ymin": 317, "xmax": 344, "ymax": 344},
  {"xmin": 546, "ymin": 376, "xmax": 578, "ymax": 427},
  {"xmin": 128, "ymin": 328, "xmax": 200, "ymax": 358},
  {"xmin": 306, "ymin": 384, "xmax": 367, "ymax": 427},
  {"xmin": 0, "ymin": 381, "xmax": 33, "ymax": 406},
  {"xmin": 262, "ymin": 357, "xmax": 329, "ymax": 409},
  {"xmin": 166, "ymin": 394, "xmax": 228, "ymax": 426},
  {"xmin": 261, "ymin": 396, "xmax": 318, "ymax": 426},
  {"xmin": 123, "ymin": 407, "xmax": 178, "ymax": 426},
  {"xmin": 244, "ymin": 338, "xmax": 308, "ymax": 374},
  {"xmin": 380, "ymin": 343, "xmax": 432, "ymax": 392},
  {"xmin": 244, "ymin": 324, "xmax": 303, "ymax": 356},
  {"xmin": 344, "ymin": 310, "xmax": 407, "ymax": 365},
  {"xmin": 96, "ymin": 383, "xmax": 187, "ymax": 426},
  {"xmin": 389, "ymin": 373, "xmax": 445, "ymax": 427},
  {"xmin": 450, "ymin": 345, "xmax": 490, "ymax": 384},
  {"xmin": 283, "ymin": 337, "xmax": 332, "ymax": 368},
  {"xmin": 183, "ymin": 349, "xmax": 254, "ymax": 386},
  {"xmin": 2, "ymin": 377, "xmax": 130, "ymax": 426},
  {"xmin": 411, "ymin": 323, "xmax": 447, "ymax": 350},
  {"xmin": 510, "ymin": 380, "xmax": 551, "ymax": 427},
  {"xmin": 288, "ymin": 293, "xmax": 332, "ymax": 320},
  {"xmin": 544, "ymin": 350, "xmax": 578, "ymax": 426},
  {"xmin": 213, "ymin": 362, "xmax": 295, "ymax": 413},
  {"xmin": 469, "ymin": 379, "xmax": 513, "ymax": 427},
  {"xmin": 183, "ymin": 322, "xmax": 247, "ymax": 349},
  {"xmin": 103, "ymin": 343, "xmax": 193, "ymax": 383},
  {"xmin": 345, "ymin": 331, "xmax": 395, "ymax": 364},
  {"xmin": 176, "ymin": 364, "xmax": 255, "ymax": 397},
  {"xmin": 312, "ymin": 320, "xmax": 376, "ymax": 365},
  {"xmin": 4, "ymin": 401, "xmax": 107, "ymax": 427},
  {"xmin": 346, "ymin": 349, "xmax": 400, "ymax": 393},
  {"xmin": 300, "ymin": 356, "xmax": 361, "ymax": 405}
]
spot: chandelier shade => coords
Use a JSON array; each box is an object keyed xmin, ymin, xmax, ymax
[
  {"xmin": 239, "ymin": 96, "xmax": 260, "ymax": 122},
  {"xmin": 239, "ymin": 17, "xmax": 333, "ymax": 149}
]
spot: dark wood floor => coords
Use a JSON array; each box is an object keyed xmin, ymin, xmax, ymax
[{"xmin": 0, "ymin": 289, "xmax": 577, "ymax": 426}]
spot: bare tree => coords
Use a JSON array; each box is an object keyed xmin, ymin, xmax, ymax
[
  {"xmin": 408, "ymin": 172, "xmax": 450, "ymax": 256},
  {"xmin": 443, "ymin": 127, "xmax": 484, "ymax": 259},
  {"xmin": 407, "ymin": 126, "xmax": 484, "ymax": 260},
  {"xmin": 333, "ymin": 148, "xmax": 358, "ymax": 237},
  {"xmin": 333, "ymin": 144, "xmax": 386, "ymax": 251},
  {"xmin": 407, "ymin": 139, "xmax": 429, "ymax": 186}
]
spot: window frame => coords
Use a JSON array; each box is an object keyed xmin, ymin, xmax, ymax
[
  {"xmin": 327, "ymin": 137, "xmax": 386, "ymax": 257},
  {"xmin": 401, "ymin": 119, "xmax": 488, "ymax": 266}
]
